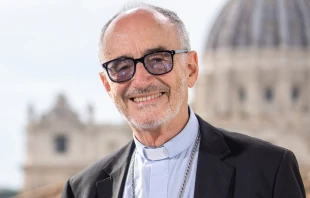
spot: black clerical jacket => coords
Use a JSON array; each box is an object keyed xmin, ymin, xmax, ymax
[{"xmin": 61, "ymin": 115, "xmax": 306, "ymax": 198}]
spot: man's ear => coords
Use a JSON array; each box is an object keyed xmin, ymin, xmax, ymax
[
  {"xmin": 186, "ymin": 51, "xmax": 199, "ymax": 88},
  {"xmin": 99, "ymin": 72, "xmax": 111, "ymax": 92}
]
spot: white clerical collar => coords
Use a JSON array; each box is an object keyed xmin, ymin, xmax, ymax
[{"xmin": 133, "ymin": 107, "xmax": 199, "ymax": 161}]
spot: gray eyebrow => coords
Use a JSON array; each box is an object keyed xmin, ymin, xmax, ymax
[{"xmin": 142, "ymin": 46, "xmax": 168, "ymax": 55}]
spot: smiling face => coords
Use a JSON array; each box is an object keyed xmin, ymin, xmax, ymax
[{"xmin": 99, "ymin": 8, "xmax": 198, "ymax": 132}]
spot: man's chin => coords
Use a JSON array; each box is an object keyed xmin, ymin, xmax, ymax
[{"xmin": 129, "ymin": 117, "xmax": 165, "ymax": 131}]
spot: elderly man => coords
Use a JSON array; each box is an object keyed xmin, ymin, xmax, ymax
[{"xmin": 62, "ymin": 3, "xmax": 306, "ymax": 198}]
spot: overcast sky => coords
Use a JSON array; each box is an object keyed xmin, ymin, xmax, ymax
[{"xmin": 0, "ymin": 0, "xmax": 228, "ymax": 189}]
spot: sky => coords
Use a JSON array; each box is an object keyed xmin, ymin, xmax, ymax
[{"xmin": 0, "ymin": 0, "xmax": 228, "ymax": 189}]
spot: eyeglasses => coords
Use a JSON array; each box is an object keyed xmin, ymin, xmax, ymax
[{"xmin": 102, "ymin": 49, "xmax": 188, "ymax": 83}]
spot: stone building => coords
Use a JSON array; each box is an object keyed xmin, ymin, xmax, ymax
[
  {"xmin": 19, "ymin": 94, "xmax": 131, "ymax": 197},
  {"xmin": 193, "ymin": 0, "xmax": 310, "ymax": 193}
]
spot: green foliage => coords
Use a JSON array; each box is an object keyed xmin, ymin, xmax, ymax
[{"xmin": 0, "ymin": 189, "xmax": 19, "ymax": 198}]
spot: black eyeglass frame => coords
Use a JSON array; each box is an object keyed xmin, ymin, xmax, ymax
[{"xmin": 101, "ymin": 49, "xmax": 188, "ymax": 83}]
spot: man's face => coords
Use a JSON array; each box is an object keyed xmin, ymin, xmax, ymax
[{"xmin": 100, "ymin": 8, "xmax": 196, "ymax": 131}]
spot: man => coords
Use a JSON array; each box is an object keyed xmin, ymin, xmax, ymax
[{"xmin": 62, "ymin": 2, "xmax": 306, "ymax": 198}]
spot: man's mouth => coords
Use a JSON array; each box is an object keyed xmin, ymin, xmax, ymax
[{"xmin": 130, "ymin": 92, "xmax": 164, "ymax": 102}]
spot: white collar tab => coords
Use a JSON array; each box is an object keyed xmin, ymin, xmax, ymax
[{"xmin": 143, "ymin": 146, "xmax": 169, "ymax": 161}]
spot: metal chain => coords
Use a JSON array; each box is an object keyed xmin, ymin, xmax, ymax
[
  {"xmin": 178, "ymin": 132, "xmax": 200, "ymax": 198},
  {"xmin": 131, "ymin": 150, "xmax": 137, "ymax": 198},
  {"xmin": 131, "ymin": 131, "xmax": 201, "ymax": 198}
]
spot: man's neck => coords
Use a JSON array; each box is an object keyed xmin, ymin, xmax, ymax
[{"xmin": 132, "ymin": 109, "xmax": 189, "ymax": 147}]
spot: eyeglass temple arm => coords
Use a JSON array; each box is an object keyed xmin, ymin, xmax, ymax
[{"xmin": 174, "ymin": 49, "xmax": 188, "ymax": 54}]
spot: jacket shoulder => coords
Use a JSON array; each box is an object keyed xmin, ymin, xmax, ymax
[
  {"xmin": 216, "ymin": 127, "xmax": 292, "ymax": 172},
  {"xmin": 218, "ymin": 128, "xmax": 287, "ymax": 156},
  {"xmin": 66, "ymin": 140, "xmax": 133, "ymax": 196},
  {"xmin": 196, "ymin": 114, "xmax": 287, "ymax": 159}
]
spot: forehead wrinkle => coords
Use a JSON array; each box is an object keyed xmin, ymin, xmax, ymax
[
  {"xmin": 103, "ymin": 27, "xmax": 172, "ymax": 60},
  {"xmin": 105, "ymin": 46, "xmax": 170, "ymax": 63}
]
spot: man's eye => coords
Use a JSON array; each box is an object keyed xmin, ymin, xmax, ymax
[
  {"xmin": 116, "ymin": 65, "xmax": 131, "ymax": 72},
  {"xmin": 150, "ymin": 58, "xmax": 165, "ymax": 62}
]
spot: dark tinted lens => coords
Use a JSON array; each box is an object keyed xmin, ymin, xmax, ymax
[
  {"xmin": 107, "ymin": 58, "xmax": 135, "ymax": 82},
  {"xmin": 144, "ymin": 52, "xmax": 172, "ymax": 74}
]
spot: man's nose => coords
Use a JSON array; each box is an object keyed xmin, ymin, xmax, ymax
[{"xmin": 131, "ymin": 62, "xmax": 153, "ymax": 85}]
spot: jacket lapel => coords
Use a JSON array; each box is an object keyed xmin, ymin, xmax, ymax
[
  {"xmin": 194, "ymin": 115, "xmax": 235, "ymax": 198},
  {"xmin": 96, "ymin": 141, "xmax": 135, "ymax": 198},
  {"xmin": 96, "ymin": 177, "xmax": 112, "ymax": 198}
]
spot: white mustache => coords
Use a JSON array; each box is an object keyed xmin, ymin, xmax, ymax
[{"xmin": 124, "ymin": 84, "xmax": 169, "ymax": 99}]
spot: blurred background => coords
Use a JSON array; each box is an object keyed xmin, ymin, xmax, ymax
[{"xmin": 0, "ymin": 0, "xmax": 309, "ymax": 197}]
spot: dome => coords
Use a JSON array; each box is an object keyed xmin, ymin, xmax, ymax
[{"xmin": 206, "ymin": 0, "xmax": 310, "ymax": 50}]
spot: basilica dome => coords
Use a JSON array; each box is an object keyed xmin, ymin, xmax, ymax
[
  {"xmin": 206, "ymin": 0, "xmax": 310, "ymax": 50},
  {"xmin": 194, "ymin": 0, "xmax": 310, "ymax": 125},
  {"xmin": 193, "ymin": 0, "xmax": 310, "ymax": 176}
]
